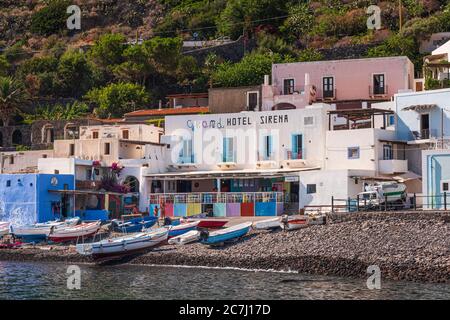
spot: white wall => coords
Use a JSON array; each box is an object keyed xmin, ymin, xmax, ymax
[{"xmin": 163, "ymin": 104, "xmax": 333, "ymax": 170}]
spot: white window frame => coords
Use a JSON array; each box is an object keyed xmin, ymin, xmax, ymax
[
  {"xmin": 246, "ymin": 91, "xmax": 260, "ymax": 111},
  {"xmin": 321, "ymin": 75, "xmax": 335, "ymax": 99},
  {"xmin": 372, "ymin": 73, "xmax": 386, "ymax": 95},
  {"xmin": 282, "ymin": 78, "xmax": 296, "ymax": 95}
]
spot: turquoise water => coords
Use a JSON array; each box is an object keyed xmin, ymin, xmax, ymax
[{"xmin": 0, "ymin": 261, "xmax": 449, "ymax": 300}]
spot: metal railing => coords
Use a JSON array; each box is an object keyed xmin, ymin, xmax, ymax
[
  {"xmin": 369, "ymin": 85, "xmax": 388, "ymax": 96},
  {"xmin": 149, "ymin": 192, "xmax": 284, "ymax": 205},
  {"xmin": 331, "ymin": 193, "xmax": 450, "ymax": 212},
  {"xmin": 412, "ymin": 129, "xmax": 437, "ymax": 140}
]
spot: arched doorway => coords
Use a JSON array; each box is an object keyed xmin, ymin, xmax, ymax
[
  {"xmin": 42, "ymin": 124, "xmax": 55, "ymax": 143},
  {"xmin": 12, "ymin": 130, "xmax": 22, "ymax": 145},
  {"xmin": 124, "ymin": 176, "xmax": 140, "ymax": 193},
  {"xmin": 64, "ymin": 123, "xmax": 78, "ymax": 139}
]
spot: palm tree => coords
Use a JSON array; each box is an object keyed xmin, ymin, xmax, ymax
[{"xmin": 0, "ymin": 77, "xmax": 28, "ymax": 126}]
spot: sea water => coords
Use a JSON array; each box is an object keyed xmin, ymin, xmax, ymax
[{"xmin": 0, "ymin": 261, "xmax": 449, "ymax": 300}]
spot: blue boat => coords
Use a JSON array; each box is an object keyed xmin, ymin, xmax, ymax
[
  {"xmin": 112, "ymin": 216, "xmax": 157, "ymax": 233},
  {"xmin": 200, "ymin": 222, "xmax": 252, "ymax": 245},
  {"xmin": 167, "ymin": 221, "xmax": 200, "ymax": 238}
]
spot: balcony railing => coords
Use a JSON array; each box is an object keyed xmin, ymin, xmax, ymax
[
  {"xmin": 178, "ymin": 155, "xmax": 195, "ymax": 164},
  {"xmin": 412, "ymin": 129, "xmax": 437, "ymax": 140},
  {"xmin": 286, "ymin": 149, "xmax": 304, "ymax": 160},
  {"xmin": 369, "ymin": 85, "xmax": 388, "ymax": 97},
  {"xmin": 149, "ymin": 192, "xmax": 284, "ymax": 205},
  {"xmin": 429, "ymin": 138, "xmax": 450, "ymax": 150},
  {"xmin": 378, "ymin": 159, "xmax": 408, "ymax": 174},
  {"xmin": 316, "ymin": 88, "xmax": 337, "ymax": 100},
  {"xmin": 278, "ymin": 85, "xmax": 307, "ymax": 95}
]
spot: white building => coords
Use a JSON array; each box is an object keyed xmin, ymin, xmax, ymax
[{"xmin": 139, "ymin": 104, "xmax": 402, "ymax": 217}]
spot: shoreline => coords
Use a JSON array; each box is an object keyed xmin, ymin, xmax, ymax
[{"xmin": 1, "ymin": 212, "xmax": 449, "ymax": 284}]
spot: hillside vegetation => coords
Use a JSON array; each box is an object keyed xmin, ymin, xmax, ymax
[{"xmin": 1, "ymin": 0, "xmax": 450, "ymax": 121}]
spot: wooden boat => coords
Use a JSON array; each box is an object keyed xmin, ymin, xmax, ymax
[
  {"xmin": 166, "ymin": 221, "xmax": 200, "ymax": 238},
  {"xmin": 200, "ymin": 222, "xmax": 252, "ymax": 245},
  {"xmin": 168, "ymin": 230, "xmax": 200, "ymax": 245},
  {"xmin": 111, "ymin": 215, "xmax": 157, "ymax": 233},
  {"xmin": 48, "ymin": 221, "xmax": 101, "ymax": 243},
  {"xmin": 280, "ymin": 215, "xmax": 309, "ymax": 231},
  {"xmin": 0, "ymin": 222, "xmax": 10, "ymax": 237},
  {"xmin": 185, "ymin": 218, "xmax": 228, "ymax": 229},
  {"xmin": 76, "ymin": 228, "xmax": 169, "ymax": 263},
  {"xmin": 10, "ymin": 217, "xmax": 80, "ymax": 242},
  {"xmin": 252, "ymin": 217, "xmax": 281, "ymax": 230}
]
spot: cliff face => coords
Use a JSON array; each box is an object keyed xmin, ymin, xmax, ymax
[{"xmin": 0, "ymin": 0, "xmax": 165, "ymax": 48}]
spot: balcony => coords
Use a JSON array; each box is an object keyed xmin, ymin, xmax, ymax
[
  {"xmin": 379, "ymin": 159, "xmax": 408, "ymax": 174},
  {"xmin": 217, "ymin": 152, "xmax": 237, "ymax": 170},
  {"xmin": 281, "ymin": 149, "xmax": 307, "ymax": 168},
  {"xmin": 168, "ymin": 155, "xmax": 197, "ymax": 170},
  {"xmin": 316, "ymin": 88, "xmax": 337, "ymax": 101},
  {"xmin": 369, "ymin": 85, "xmax": 389, "ymax": 98},
  {"xmin": 412, "ymin": 129, "xmax": 438, "ymax": 140}
]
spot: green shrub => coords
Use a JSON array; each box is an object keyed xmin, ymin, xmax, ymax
[{"xmin": 30, "ymin": 0, "xmax": 71, "ymax": 36}]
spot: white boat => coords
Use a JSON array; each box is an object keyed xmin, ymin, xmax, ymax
[
  {"xmin": 280, "ymin": 215, "xmax": 309, "ymax": 231},
  {"xmin": 48, "ymin": 221, "xmax": 101, "ymax": 243},
  {"xmin": 252, "ymin": 217, "xmax": 281, "ymax": 230},
  {"xmin": 0, "ymin": 222, "xmax": 10, "ymax": 236},
  {"xmin": 10, "ymin": 217, "xmax": 81, "ymax": 242},
  {"xmin": 76, "ymin": 228, "xmax": 169, "ymax": 263},
  {"xmin": 168, "ymin": 230, "xmax": 200, "ymax": 245}
]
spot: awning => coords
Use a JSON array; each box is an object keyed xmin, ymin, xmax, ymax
[
  {"xmin": 48, "ymin": 189, "xmax": 125, "ymax": 196},
  {"xmin": 350, "ymin": 171, "xmax": 421, "ymax": 183},
  {"xmin": 402, "ymin": 104, "xmax": 437, "ymax": 112},
  {"xmin": 145, "ymin": 167, "xmax": 321, "ymax": 180}
]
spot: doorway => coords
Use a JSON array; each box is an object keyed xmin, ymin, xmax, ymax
[{"xmin": 420, "ymin": 113, "xmax": 430, "ymax": 139}]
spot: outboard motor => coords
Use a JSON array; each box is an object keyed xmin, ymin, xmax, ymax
[
  {"xmin": 199, "ymin": 229, "xmax": 210, "ymax": 241},
  {"xmin": 164, "ymin": 217, "xmax": 172, "ymax": 226}
]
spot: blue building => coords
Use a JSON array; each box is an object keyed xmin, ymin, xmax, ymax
[
  {"xmin": 422, "ymin": 149, "xmax": 450, "ymax": 209},
  {"xmin": 0, "ymin": 174, "xmax": 75, "ymax": 225}
]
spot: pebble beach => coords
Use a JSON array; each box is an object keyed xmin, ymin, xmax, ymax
[{"xmin": 1, "ymin": 212, "xmax": 449, "ymax": 283}]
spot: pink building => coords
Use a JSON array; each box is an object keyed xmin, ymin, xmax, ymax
[{"xmin": 262, "ymin": 56, "xmax": 415, "ymax": 110}]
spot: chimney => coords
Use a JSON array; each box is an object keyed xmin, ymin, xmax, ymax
[
  {"xmin": 305, "ymin": 73, "xmax": 310, "ymax": 86},
  {"xmin": 264, "ymin": 75, "xmax": 270, "ymax": 86}
]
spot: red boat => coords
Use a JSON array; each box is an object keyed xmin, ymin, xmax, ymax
[{"xmin": 185, "ymin": 219, "xmax": 228, "ymax": 229}]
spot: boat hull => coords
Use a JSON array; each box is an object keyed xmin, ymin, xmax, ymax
[
  {"xmin": 113, "ymin": 217, "xmax": 157, "ymax": 233},
  {"xmin": 187, "ymin": 219, "xmax": 227, "ymax": 229},
  {"xmin": 253, "ymin": 218, "xmax": 281, "ymax": 230},
  {"xmin": 201, "ymin": 223, "xmax": 252, "ymax": 245},
  {"xmin": 168, "ymin": 230, "xmax": 200, "ymax": 245},
  {"xmin": 88, "ymin": 230, "xmax": 169, "ymax": 263}
]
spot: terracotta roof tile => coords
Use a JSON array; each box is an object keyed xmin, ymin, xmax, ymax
[{"xmin": 124, "ymin": 106, "xmax": 209, "ymax": 117}]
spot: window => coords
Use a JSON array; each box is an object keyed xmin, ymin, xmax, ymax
[
  {"xmin": 6, "ymin": 180, "xmax": 11, "ymax": 187},
  {"xmin": 9, "ymin": 156, "xmax": 14, "ymax": 165},
  {"xmin": 383, "ymin": 144, "xmax": 393, "ymax": 160},
  {"xmin": 69, "ymin": 144, "xmax": 75, "ymax": 156},
  {"xmin": 373, "ymin": 74, "xmax": 385, "ymax": 95},
  {"xmin": 263, "ymin": 135, "xmax": 272, "ymax": 160},
  {"xmin": 291, "ymin": 134, "xmax": 303, "ymax": 159},
  {"xmin": 387, "ymin": 114, "xmax": 395, "ymax": 126},
  {"xmin": 348, "ymin": 147, "xmax": 360, "ymax": 159},
  {"xmin": 179, "ymin": 138, "xmax": 193, "ymax": 163},
  {"xmin": 222, "ymin": 137, "xmax": 235, "ymax": 162},
  {"xmin": 304, "ymin": 116, "xmax": 314, "ymax": 126},
  {"xmin": 306, "ymin": 184, "xmax": 316, "ymax": 194},
  {"xmin": 92, "ymin": 131, "xmax": 99, "ymax": 139},
  {"xmin": 442, "ymin": 181, "xmax": 450, "ymax": 192},
  {"xmin": 247, "ymin": 91, "xmax": 259, "ymax": 111},
  {"xmin": 283, "ymin": 79, "xmax": 295, "ymax": 95},
  {"xmin": 122, "ymin": 130, "xmax": 129, "ymax": 139},
  {"xmin": 104, "ymin": 143, "xmax": 111, "ymax": 155},
  {"xmin": 322, "ymin": 77, "xmax": 334, "ymax": 98}
]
